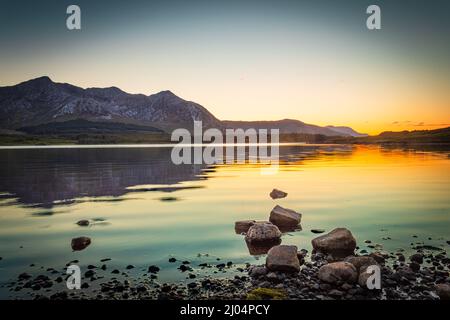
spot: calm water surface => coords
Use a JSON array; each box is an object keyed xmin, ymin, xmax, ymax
[{"xmin": 0, "ymin": 144, "xmax": 449, "ymax": 298}]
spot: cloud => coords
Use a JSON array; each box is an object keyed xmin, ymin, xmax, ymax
[
  {"xmin": 391, "ymin": 121, "xmax": 450, "ymax": 127},
  {"xmin": 413, "ymin": 122, "xmax": 450, "ymax": 127}
]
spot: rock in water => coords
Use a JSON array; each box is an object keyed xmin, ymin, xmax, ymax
[
  {"xmin": 318, "ymin": 262, "xmax": 358, "ymax": 284},
  {"xmin": 71, "ymin": 236, "xmax": 91, "ymax": 251},
  {"xmin": 76, "ymin": 220, "xmax": 90, "ymax": 227},
  {"xmin": 435, "ymin": 283, "xmax": 450, "ymax": 300},
  {"xmin": 344, "ymin": 256, "xmax": 378, "ymax": 271},
  {"xmin": 234, "ymin": 220, "xmax": 256, "ymax": 234},
  {"xmin": 245, "ymin": 222, "xmax": 281, "ymax": 244},
  {"xmin": 266, "ymin": 245, "xmax": 301, "ymax": 273},
  {"xmin": 311, "ymin": 229, "xmax": 325, "ymax": 234},
  {"xmin": 311, "ymin": 228, "xmax": 356, "ymax": 257},
  {"xmin": 269, "ymin": 189, "xmax": 287, "ymax": 199},
  {"xmin": 409, "ymin": 253, "xmax": 424, "ymax": 264},
  {"xmin": 269, "ymin": 205, "xmax": 301, "ymax": 227}
]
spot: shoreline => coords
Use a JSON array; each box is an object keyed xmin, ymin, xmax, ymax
[{"xmin": 2, "ymin": 236, "xmax": 448, "ymax": 300}]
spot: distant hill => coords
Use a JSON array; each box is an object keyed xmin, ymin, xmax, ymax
[
  {"xmin": 323, "ymin": 126, "xmax": 450, "ymax": 144},
  {"xmin": 370, "ymin": 127, "xmax": 450, "ymax": 143},
  {"xmin": 0, "ymin": 77, "xmax": 366, "ymax": 137},
  {"xmin": 325, "ymin": 125, "xmax": 368, "ymax": 137},
  {"xmin": 222, "ymin": 119, "xmax": 367, "ymax": 137}
]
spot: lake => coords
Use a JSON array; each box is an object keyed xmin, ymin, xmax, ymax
[{"xmin": 0, "ymin": 144, "xmax": 449, "ymax": 298}]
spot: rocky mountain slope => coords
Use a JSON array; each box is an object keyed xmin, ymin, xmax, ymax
[{"xmin": 0, "ymin": 77, "xmax": 366, "ymax": 137}]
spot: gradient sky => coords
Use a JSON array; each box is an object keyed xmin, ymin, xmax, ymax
[{"xmin": 0, "ymin": 0, "xmax": 449, "ymax": 134}]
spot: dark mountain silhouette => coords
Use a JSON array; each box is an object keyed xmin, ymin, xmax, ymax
[
  {"xmin": 0, "ymin": 76, "xmax": 366, "ymax": 137},
  {"xmin": 0, "ymin": 76, "xmax": 221, "ymax": 132}
]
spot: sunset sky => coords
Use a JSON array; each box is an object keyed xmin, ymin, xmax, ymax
[{"xmin": 0, "ymin": 0, "xmax": 449, "ymax": 135}]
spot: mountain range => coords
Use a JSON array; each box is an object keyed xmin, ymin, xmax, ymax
[{"xmin": 0, "ymin": 76, "xmax": 367, "ymax": 137}]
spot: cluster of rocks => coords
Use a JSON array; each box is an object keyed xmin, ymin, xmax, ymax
[
  {"xmin": 235, "ymin": 189, "xmax": 301, "ymax": 255},
  {"xmin": 246, "ymin": 227, "xmax": 450, "ymax": 300}
]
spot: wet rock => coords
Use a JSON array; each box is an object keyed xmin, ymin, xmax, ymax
[
  {"xmin": 409, "ymin": 262, "xmax": 420, "ymax": 273},
  {"xmin": 126, "ymin": 265, "xmax": 135, "ymax": 270},
  {"xmin": 311, "ymin": 229, "xmax": 325, "ymax": 234},
  {"xmin": 76, "ymin": 220, "xmax": 90, "ymax": 227},
  {"xmin": 410, "ymin": 253, "xmax": 424, "ymax": 264},
  {"xmin": 235, "ymin": 220, "xmax": 256, "ymax": 234},
  {"xmin": 148, "ymin": 265, "xmax": 160, "ymax": 274},
  {"xmin": 179, "ymin": 265, "xmax": 191, "ymax": 272},
  {"xmin": 100, "ymin": 258, "xmax": 111, "ymax": 262},
  {"xmin": 84, "ymin": 270, "xmax": 95, "ymax": 278},
  {"xmin": 50, "ymin": 291, "xmax": 68, "ymax": 300},
  {"xmin": 187, "ymin": 282, "xmax": 197, "ymax": 289},
  {"xmin": 168, "ymin": 258, "xmax": 177, "ymax": 263},
  {"xmin": 71, "ymin": 236, "xmax": 91, "ymax": 251},
  {"xmin": 328, "ymin": 289, "xmax": 344, "ymax": 298},
  {"xmin": 317, "ymin": 262, "xmax": 358, "ymax": 284},
  {"xmin": 344, "ymin": 256, "xmax": 378, "ymax": 272},
  {"xmin": 269, "ymin": 189, "xmax": 287, "ymax": 199},
  {"xmin": 266, "ymin": 245, "xmax": 301, "ymax": 273},
  {"xmin": 245, "ymin": 222, "xmax": 281, "ymax": 244},
  {"xmin": 435, "ymin": 283, "xmax": 450, "ymax": 300},
  {"xmin": 18, "ymin": 272, "xmax": 32, "ymax": 280},
  {"xmin": 369, "ymin": 252, "xmax": 386, "ymax": 264},
  {"xmin": 111, "ymin": 269, "xmax": 120, "ymax": 274},
  {"xmin": 312, "ymin": 228, "xmax": 356, "ymax": 258},
  {"xmin": 269, "ymin": 205, "xmax": 301, "ymax": 227},
  {"xmin": 397, "ymin": 253, "xmax": 406, "ymax": 262},
  {"xmin": 249, "ymin": 266, "xmax": 268, "ymax": 278}
]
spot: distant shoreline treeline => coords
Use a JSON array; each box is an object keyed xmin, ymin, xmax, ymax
[{"xmin": 0, "ymin": 120, "xmax": 449, "ymax": 146}]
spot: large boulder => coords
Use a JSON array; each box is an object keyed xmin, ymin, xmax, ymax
[
  {"xmin": 269, "ymin": 189, "xmax": 287, "ymax": 199},
  {"xmin": 71, "ymin": 236, "xmax": 91, "ymax": 251},
  {"xmin": 234, "ymin": 220, "xmax": 256, "ymax": 234},
  {"xmin": 344, "ymin": 255, "xmax": 378, "ymax": 272},
  {"xmin": 266, "ymin": 245, "xmax": 301, "ymax": 273},
  {"xmin": 318, "ymin": 261, "xmax": 358, "ymax": 284},
  {"xmin": 269, "ymin": 205, "xmax": 301, "ymax": 227},
  {"xmin": 245, "ymin": 222, "xmax": 281, "ymax": 244},
  {"xmin": 311, "ymin": 228, "xmax": 356, "ymax": 257}
]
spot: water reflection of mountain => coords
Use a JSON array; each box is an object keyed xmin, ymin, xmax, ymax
[
  {"xmin": 0, "ymin": 147, "xmax": 206, "ymax": 207},
  {"xmin": 0, "ymin": 145, "xmax": 354, "ymax": 207}
]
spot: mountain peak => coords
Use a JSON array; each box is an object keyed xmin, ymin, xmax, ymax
[
  {"xmin": 154, "ymin": 90, "xmax": 177, "ymax": 97},
  {"xmin": 17, "ymin": 76, "xmax": 54, "ymax": 89},
  {"xmin": 27, "ymin": 76, "xmax": 53, "ymax": 84}
]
